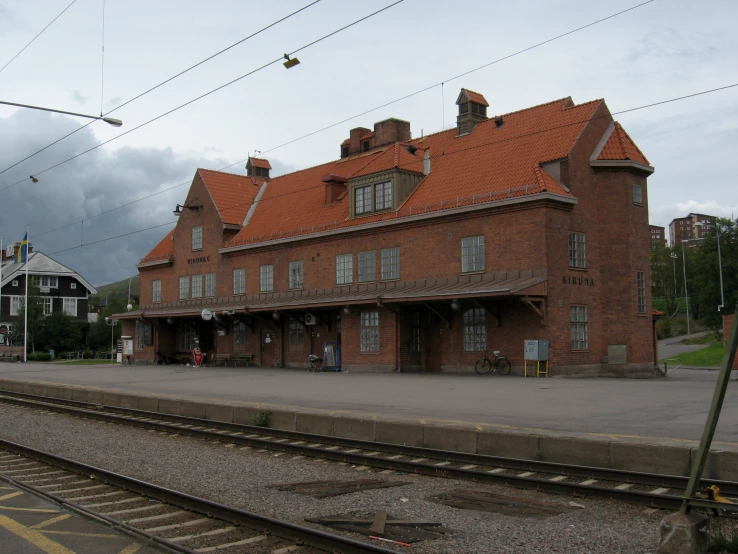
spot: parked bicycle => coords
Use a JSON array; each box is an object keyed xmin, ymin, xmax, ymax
[
  {"xmin": 475, "ymin": 350, "xmax": 511, "ymax": 375},
  {"xmin": 308, "ymin": 354, "xmax": 324, "ymax": 372}
]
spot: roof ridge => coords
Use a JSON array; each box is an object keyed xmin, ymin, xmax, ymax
[{"xmin": 613, "ymin": 121, "xmax": 650, "ymax": 165}]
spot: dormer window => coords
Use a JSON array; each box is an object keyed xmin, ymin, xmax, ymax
[
  {"xmin": 342, "ymin": 146, "xmax": 349, "ymax": 158},
  {"xmin": 362, "ymin": 141, "xmax": 370, "ymax": 152},
  {"xmin": 375, "ymin": 181, "xmax": 392, "ymax": 210},
  {"xmin": 471, "ymin": 103, "xmax": 487, "ymax": 116},
  {"xmin": 354, "ymin": 180, "xmax": 393, "ymax": 215}
]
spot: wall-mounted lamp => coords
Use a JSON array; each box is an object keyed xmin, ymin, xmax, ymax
[
  {"xmin": 173, "ymin": 203, "xmax": 203, "ymax": 216},
  {"xmin": 272, "ymin": 311, "xmax": 280, "ymax": 320},
  {"xmin": 343, "ymin": 305, "xmax": 351, "ymax": 315},
  {"xmin": 283, "ymin": 54, "xmax": 300, "ymax": 69},
  {"xmin": 450, "ymin": 299, "xmax": 461, "ymax": 311},
  {"xmin": 166, "ymin": 317, "xmax": 173, "ymax": 325},
  {"xmin": 30, "ymin": 175, "xmax": 39, "ymax": 183}
]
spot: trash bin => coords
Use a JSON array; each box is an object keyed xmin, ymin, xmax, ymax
[{"xmin": 48, "ymin": 349, "xmax": 55, "ymax": 360}]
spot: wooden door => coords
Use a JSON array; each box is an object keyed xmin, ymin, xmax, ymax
[
  {"xmin": 261, "ymin": 329, "xmax": 275, "ymax": 367},
  {"xmin": 425, "ymin": 315, "xmax": 442, "ymax": 372}
]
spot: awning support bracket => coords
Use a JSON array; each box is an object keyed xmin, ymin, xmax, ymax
[
  {"xmin": 521, "ymin": 296, "xmax": 546, "ymax": 326},
  {"xmin": 424, "ymin": 303, "xmax": 450, "ymax": 329},
  {"xmin": 234, "ymin": 314, "xmax": 254, "ymax": 332}
]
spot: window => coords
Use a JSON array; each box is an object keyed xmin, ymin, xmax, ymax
[
  {"xmin": 289, "ymin": 320, "xmax": 304, "ymax": 350},
  {"xmin": 233, "ymin": 321, "xmax": 246, "ymax": 346},
  {"xmin": 463, "ymin": 308, "xmax": 486, "ymax": 352},
  {"xmin": 375, "ymin": 181, "xmax": 392, "ymax": 211},
  {"xmin": 288, "ymin": 261, "xmax": 303, "ymax": 289},
  {"xmin": 380, "ymin": 247, "xmax": 400, "ymax": 280},
  {"xmin": 358, "ymin": 251, "xmax": 376, "ymax": 283},
  {"xmin": 70, "ymin": 283, "xmax": 76, "ymax": 290},
  {"xmin": 342, "ymin": 146, "xmax": 349, "ymax": 158},
  {"xmin": 135, "ymin": 321, "xmax": 152, "ymax": 351},
  {"xmin": 191, "ymin": 275, "xmax": 202, "ymax": 299},
  {"xmin": 233, "ymin": 268, "xmax": 246, "ymax": 295},
  {"xmin": 633, "ymin": 184, "xmax": 643, "ymax": 205},
  {"xmin": 32, "ymin": 276, "xmax": 58, "ymax": 288},
  {"xmin": 192, "ymin": 226, "xmax": 203, "ymax": 250},
  {"xmin": 63, "ymin": 298, "xmax": 77, "ymax": 316},
  {"xmin": 355, "ymin": 185, "xmax": 372, "ymax": 214},
  {"xmin": 461, "ymin": 235, "xmax": 485, "ymax": 273},
  {"xmin": 260, "ymin": 265, "xmax": 273, "ymax": 293},
  {"xmin": 568, "ymin": 232, "xmax": 586, "ymax": 268},
  {"xmin": 41, "ymin": 297, "xmax": 52, "ymax": 316},
  {"xmin": 11, "ymin": 280, "xmax": 17, "ymax": 287},
  {"xmin": 179, "ymin": 276, "xmax": 190, "ymax": 300},
  {"xmin": 363, "ymin": 141, "xmax": 370, "ymax": 152},
  {"xmin": 336, "ymin": 254, "xmax": 353, "ymax": 285},
  {"xmin": 637, "ymin": 271, "xmax": 646, "ymax": 313},
  {"xmin": 178, "ymin": 322, "xmax": 196, "ymax": 351},
  {"xmin": 152, "ymin": 280, "xmax": 162, "ymax": 303},
  {"xmin": 570, "ymin": 305, "xmax": 588, "ymax": 350},
  {"xmin": 205, "ymin": 272, "xmax": 216, "ymax": 297},
  {"xmin": 471, "ymin": 103, "xmax": 487, "ymax": 116},
  {"xmin": 10, "ymin": 296, "xmax": 22, "ymax": 316},
  {"xmin": 360, "ymin": 311, "xmax": 379, "ymax": 352},
  {"xmin": 410, "ymin": 311, "xmax": 421, "ymax": 353}
]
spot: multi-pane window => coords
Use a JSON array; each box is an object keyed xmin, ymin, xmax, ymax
[
  {"xmin": 178, "ymin": 322, "xmax": 196, "ymax": 351},
  {"xmin": 461, "ymin": 235, "xmax": 485, "ymax": 273},
  {"xmin": 358, "ymin": 251, "xmax": 376, "ymax": 283},
  {"xmin": 355, "ymin": 185, "xmax": 372, "ymax": 214},
  {"xmin": 233, "ymin": 321, "xmax": 246, "ymax": 346},
  {"xmin": 380, "ymin": 247, "xmax": 400, "ymax": 280},
  {"xmin": 135, "ymin": 321, "xmax": 152, "ymax": 351},
  {"xmin": 191, "ymin": 275, "xmax": 202, "ymax": 299},
  {"xmin": 336, "ymin": 254, "xmax": 353, "ymax": 285},
  {"xmin": 152, "ymin": 280, "xmax": 162, "ymax": 303},
  {"xmin": 205, "ymin": 272, "xmax": 216, "ymax": 297},
  {"xmin": 179, "ymin": 276, "xmax": 190, "ymax": 300},
  {"xmin": 41, "ymin": 297, "xmax": 52, "ymax": 316},
  {"xmin": 192, "ymin": 226, "xmax": 203, "ymax": 250},
  {"xmin": 637, "ymin": 271, "xmax": 646, "ymax": 313},
  {"xmin": 63, "ymin": 298, "xmax": 77, "ymax": 316},
  {"xmin": 233, "ymin": 268, "xmax": 246, "ymax": 295},
  {"xmin": 375, "ymin": 181, "xmax": 392, "ymax": 210},
  {"xmin": 570, "ymin": 305, "xmax": 588, "ymax": 350},
  {"xmin": 289, "ymin": 320, "xmax": 304, "ymax": 350},
  {"xmin": 260, "ymin": 265, "xmax": 273, "ymax": 293},
  {"xmin": 463, "ymin": 308, "xmax": 486, "ymax": 351},
  {"xmin": 568, "ymin": 232, "xmax": 586, "ymax": 268},
  {"xmin": 32, "ymin": 276, "xmax": 58, "ymax": 288},
  {"xmin": 410, "ymin": 311, "xmax": 421, "ymax": 353},
  {"xmin": 633, "ymin": 184, "xmax": 643, "ymax": 205},
  {"xmin": 10, "ymin": 296, "xmax": 22, "ymax": 316},
  {"xmin": 289, "ymin": 261, "xmax": 303, "ymax": 289},
  {"xmin": 360, "ymin": 311, "xmax": 380, "ymax": 352}
]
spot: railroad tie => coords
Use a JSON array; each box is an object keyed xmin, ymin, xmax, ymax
[
  {"xmin": 488, "ymin": 468, "xmax": 505, "ymax": 473},
  {"xmin": 127, "ymin": 509, "xmax": 188, "ymax": 524},
  {"xmin": 67, "ymin": 490, "xmax": 127, "ymax": 502},
  {"xmin": 272, "ymin": 545, "xmax": 304, "ymax": 553},
  {"xmin": 461, "ymin": 465, "xmax": 477, "ymax": 470},
  {"xmin": 615, "ymin": 483, "xmax": 633, "ymax": 490},
  {"xmin": 518, "ymin": 472, "xmax": 534, "ymax": 477},
  {"xmin": 106, "ymin": 504, "xmax": 163, "ymax": 516},
  {"xmin": 196, "ymin": 534, "xmax": 267, "ymax": 552},
  {"xmin": 146, "ymin": 517, "xmax": 211, "ymax": 533},
  {"xmin": 83, "ymin": 496, "xmax": 141, "ymax": 509},
  {"xmin": 435, "ymin": 461, "xmax": 451, "ymax": 467},
  {"xmin": 651, "ymin": 487, "xmax": 670, "ymax": 495},
  {"xmin": 549, "ymin": 476, "xmax": 567, "ymax": 482},
  {"xmin": 168, "ymin": 525, "xmax": 236, "ymax": 542}
]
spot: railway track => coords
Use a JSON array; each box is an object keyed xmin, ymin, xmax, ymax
[
  {"xmin": 0, "ymin": 438, "xmax": 396, "ymax": 554},
  {"xmin": 1, "ymin": 389, "xmax": 736, "ymax": 515}
]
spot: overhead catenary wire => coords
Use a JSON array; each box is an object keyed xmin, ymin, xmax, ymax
[
  {"xmin": 0, "ymin": 0, "xmax": 78, "ymax": 75},
  {"xmin": 0, "ymin": 0, "xmax": 401, "ymax": 190},
  {"xmin": 41, "ymin": 82, "xmax": 738, "ymax": 257},
  {"xmin": 29, "ymin": 0, "xmax": 657, "ymax": 241},
  {"xmin": 0, "ymin": 0, "xmax": 324, "ymax": 178}
]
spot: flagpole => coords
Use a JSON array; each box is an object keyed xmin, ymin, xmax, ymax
[{"xmin": 23, "ymin": 228, "xmax": 28, "ymax": 362}]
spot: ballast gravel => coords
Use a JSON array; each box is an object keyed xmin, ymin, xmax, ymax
[{"xmin": 0, "ymin": 403, "xmax": 662, "ymax": 553}]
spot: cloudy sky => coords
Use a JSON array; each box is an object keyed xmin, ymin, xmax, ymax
[{"xmin": 0, "ymin": 0, "xmax": 736, "ymax": 286}]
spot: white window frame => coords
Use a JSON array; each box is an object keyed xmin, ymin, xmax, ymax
[
  {"xmin": 374, "ymin": 181, "xmax": 392, "ymax": 211},
  {"xmin": 11, "ymin": 280, "xmax": 18, "ymax": 287},
  {"xmin": 568, "ymin": 232, "xmax": 586, "ymax": 268},
  {"xmin": 70, "ymin": 283, "xmax": 77, "ymax": 290},
  {"xmin": 288, "ymin": 261, "xmax": 303, "ymax": 290},
  {"xmin": 233, "ymin": 321, "xmax": 246, "ymax": 346},
  {"xmin": 461, "ymin": 235, "xmax": 485, "ymax": 273},
  {"xmin": 152, "ymin": 280, "xmax": 162, "ymax": 303},
  {"xmin": 570, "ymin": 305, "xmax": 588, "ymax": 350},
  {"xmin": 260, "ymin": 265, "xmax": 273, "ymax": 293},
  {"xmin": 10, "ymin": 296, "xmax": 22, "ymax": 316},
  {"xmin": 380, "ymin": 247, "xmax": 400, "ymax": 281},
  {"xmin": 191, "ymin": 275, "xmax": 202, "ymax": 299},
  {"xmin": 336, "ymin": 254, "xmax": 353, "ymax": 285},
  {"xmin": 637, "ymin": 271, "xmax": 646, "ymax": 314},
  {"xmin": 179, "ymin": 276, "xmax": 190, "ymax": 300},
  {"xmin": 192, "ymin": 225, "xmax": 203, "ymax": 250},
  {"xmin": 205, "ymin": 272, "xmax": 216, "ymax": 298},
  {"xmin": 360, "ymin": 311, "xmax": 380, "ymax": 352},
  {"xmin": 32, "ymin": 275, "xmax": 58, "ymax": 289},
  {"xmin": 633, "ymin": 183, "xmax": 643, "ymax": 205},
  {"xmin": 358, "ymin": 251, "xmax": 376, "ymax": 283},
  {"xmin": 63, "ymin": 298, "xmax": 77, "ymax": 317},
  {"xmin": 233, "ymin": 268, "xmax": 246, "ymax": 295},
  {"xmin": 355, "ymin": 185, "xmax": 372, "ymax": 214},
  {"xmin": 463, "ymin": 308, "xmax": 486, "ymax": 352},
  {"xmin": 41, "ymin": 297, "xmax": 52, "ymax": 316}
]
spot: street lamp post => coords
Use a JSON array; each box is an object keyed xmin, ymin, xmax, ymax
[
  {"xmin": 104, "ymin": 317, "xmax": 118, "ymax": 362},
  {"xmin": 695, "ymin": 221, "xmax": 725, "ymax": 312},
  {"xmin": 0, "ymin": 100, "xmax": 122, "ymax": 127},
  {"xmin": 681, "ymin": 240, "xmax": 691, "ymax": 335}
]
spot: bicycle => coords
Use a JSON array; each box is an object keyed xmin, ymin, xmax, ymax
[
  {"xmin": 475, "ymin": 350, "xmax": 511, "ymax": 375},
  {"xmin": 308, "ymin": 354, "xmax": 324, "ymax": 372}
]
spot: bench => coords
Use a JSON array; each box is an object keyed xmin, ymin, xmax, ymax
[
  {"xmin": 0, "ymin": 353, "xmax": 18, "ymax": 363},
  {"xmin": 173, "ymin": 353, "xmax": 192, "ymax": 365},
  {"xmin": 211, "ymin": 353, "xmax": 231, "ymax": 367},
  {"xmin": 233, "ymin": 353, "xmax": 254, "ymax": 367}
]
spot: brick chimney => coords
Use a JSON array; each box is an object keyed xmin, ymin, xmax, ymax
[
  {"xmin": 322, "ymin": 174, "xmax": 348, "ymax": 205},
  {"xmin": 373, "ymin": 118, "xmax": 411, "ymax": 148},
  {"xmin": 246, "ymin": 157, "xmax": 271, "ymax": 180},
  {"xmin": 456, "ymin": 88, "xmax": 489, "ymax": 136}
]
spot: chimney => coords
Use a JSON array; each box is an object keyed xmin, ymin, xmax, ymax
[
  {"xmin": 455, "ymin": 88, "xmax": 489, "ymax": 136},
  {"xmin": 423, "ymin": 149, "xmax": 431, "ymax": 175},
  {"xmin": 246, "ymin": 157, "xmax": 271, "ymax": 180},
  {"xmin": 373, "ymin": 118, "xmax": 411, "ymax": 148},
  {"xmin": 348, "ymin": 127, "xmax": 371, "ymax": 156},
  {"xmin": 322, "ymin": 173, "xmax": 348, "ymax": 205}
]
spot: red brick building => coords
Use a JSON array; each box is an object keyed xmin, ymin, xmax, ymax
[
  {"xmin": 669, "ymin": 213, "xmax": 716, "ymax": 245},
  {"xmin": 115, "ymin": 88, "xmax": 657, "ymax": 376},
  {"xmin": 649, "ymin": 225, "xmax": 666, "ymax": 249}
]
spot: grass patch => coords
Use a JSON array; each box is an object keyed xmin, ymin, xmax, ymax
[
  {"xmin": 60, "ymin": 359, "xmax": 117, "ymax": 365},
  {"xmin": 710, "ymin": 520, "xmax": 738, "ymax": 553},
  {"xmin": 251, "ymin": 405, "xmax": 271, "ymax": 427},
  {"xmin": 682, "ymin": 333, "xmax": 721, "ymax": 345},
  {"xmin": 660, "ymin": 342, "xmax": 724, "ymax": 367}
]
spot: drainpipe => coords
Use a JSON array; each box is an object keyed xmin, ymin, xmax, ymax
[{"xmin": 396, "ymin": 310, "xmax": 401, "ymax": 372}]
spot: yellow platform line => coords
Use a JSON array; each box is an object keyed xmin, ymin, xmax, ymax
[
  {"xmin": 31, "ymin": 513, "xmax": 71, "ymax": 529},
  {"xmin": 0, "ymin": 514, "xmax": 76, "ymax": 554},
  {"xmin": 118, "ymin": 543, "xmax": 143, "ymax": 554},
  {"xmin": 42, "ymin": 529, "xmax": 121, "ymax": 539},
  {"xmin": 0, "ymin": 506, "xmax": 60, "ymax": 513},
  {"xmin": 0, "ymin": 491, "xmax": 23, "ymax": 502}
]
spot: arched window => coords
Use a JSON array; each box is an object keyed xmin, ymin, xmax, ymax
[{"xmin": 463, "ymin": 308, "xmax": 486, "ymax": 352}]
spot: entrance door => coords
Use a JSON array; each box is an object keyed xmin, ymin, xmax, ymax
[
  {"xmin": 261, "ymin": 329, "xmax": 275, "ymax": 367},
  {"xmin": 425, "ymin": 314, "xmax": 443, "ymax": 372}
]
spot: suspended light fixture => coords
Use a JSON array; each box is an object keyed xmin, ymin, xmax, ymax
[{"xmin": 283, "ymin": 54, "xmax": 300, "ymax": 69}]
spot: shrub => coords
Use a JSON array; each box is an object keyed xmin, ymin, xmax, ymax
[
  {"xmin": 251, "ymin": 405, "xmax": 271, "ymax": 427},
  {"xmin": 656, "ymin": 317, "xmax": 674, "ymax": 340},
  {"xmin": 27, "ymin": 352, "xmax": 52, "ymax": 362}
]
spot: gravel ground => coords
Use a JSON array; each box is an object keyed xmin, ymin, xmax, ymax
[{"xmin": 0, "ymin": 404, "xmax": 662, "ymax": 553}]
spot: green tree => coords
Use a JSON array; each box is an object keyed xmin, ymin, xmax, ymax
[
  {"xmin": 11, "ymin": 282, "xmax": 45, "ymax": 353},
  {"xmin": 87, "ymin": 297, "xmax": 124, "ymax": 353},
  {"xmin": 651, "ymin": 244, "xmax": 680, "ymax": 315},
  {"xmin": 693, "ymin": 218, "xmax": 738, "ymax": 326},
  {"xmin": 38, "ymin": 311, "xmax": 83, "ymax": 354}
]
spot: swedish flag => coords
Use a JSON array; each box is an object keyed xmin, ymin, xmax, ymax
[{"xmin": 15, "ymin": 233, "xmax": 27, "ymax": 264}]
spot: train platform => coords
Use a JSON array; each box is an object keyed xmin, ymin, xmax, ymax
[
  {"xmin": 0, "ymin": 480, "xmax": 158, "ymax": 554},
  {"xmin": 0, "ymin": 362, "xmax": 737, "ymax": 480}
]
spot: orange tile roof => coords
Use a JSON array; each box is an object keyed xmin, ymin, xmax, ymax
[
  {"xmin": 598, "ymin": 122, "xmax": 650, "ymax": 165},
  {"xmin": 225, "ymin": 96, "xmax": 612, "ymax": 248},
  {"xmin": 140, "ymin": 230, "xmax": 174, "ymax": 264},
  {"xmin": 249, "ymin": 157, "xmax": 272, "ymax": 169},
  {"xmin": 199, "ymin": 169, "xmax": 263, "ymax": 226},
  {"xmin": 360, "ymin": 132, "xmax": 374, "ymax": 141},
  {"xmin": 341, "ymin": 138, "xmax": 350, "ymax": 146},
  {"xmin": 462, "ymin": 88, "xmax": 489, "ymax": 107}
]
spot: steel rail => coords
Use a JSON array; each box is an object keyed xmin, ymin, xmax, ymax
[
  {"xmin": 2, "ymin": 390, "xmax": 737, "ymax": 511},
  {"xmin": 0, "ymin": 438, "xmax": 396, "ymax": 554}
]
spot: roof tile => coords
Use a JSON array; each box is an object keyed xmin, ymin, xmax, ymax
[
  {"xmin": 199, "ymin": 168, "xmax": 263, "ymax": 226},
  {"xmin": 139, "ymin": 230, "xmax": 174, "ymax": 264},
  {"xmin": 598, "ymin": 122, "xmax": 650, "ymax": 165},
  {"xmin": 249, "ymin": 157, "xmax": 272, "ymax": 169}
]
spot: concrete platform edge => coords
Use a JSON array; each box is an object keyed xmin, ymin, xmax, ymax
[{"xmin": 1, "ymin": 377, "xmax": 735, "ymax": 480}]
